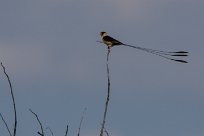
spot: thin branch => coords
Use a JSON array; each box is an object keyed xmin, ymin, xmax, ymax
[
  {"xmin": 46, "ymin": 127, "xmax": 54, "ymax": 136},
  {"xmin": 37, "ymin": 132, "xmax": 43, "ymax": 136},
  {"xmin": 0, "ymin": 113, "xmax": 12, "ymax": 136},
  {"xmin": 77, "ymin": 108, "xmax": 87, "ymax": 136},
  {"xmin": 29, "ymin": 109, "xmax": 44, "ymax": 136},
  {"xmin": 104, "ymin": 127, "xmax": 110, "ymax": 136},
  {"xmin": 100, "ymin": 123, "xmax": 110, "ymax": 136},
  {"xmin": 100, "ymin": 47, "xmax": 111, "ymax": 136},
  {"xmin": 106, "ymin": 47, "xmax": 111, "ymax": 62},
  {"xmin": 1, "ymin": 62, "xmax": 17, "ymax": 136},
  {"xmin": 64, "ymin": 125, "xmax": 69, "ymax": 136}
]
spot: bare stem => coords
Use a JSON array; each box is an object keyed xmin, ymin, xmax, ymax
[
  {"xmin": 1, "ymin": 62, "xmax": 17, "ymax": 136},
  {"xmin": 77, "ymin": 108, "xmax": 87, "ymax": 136},
  {"xmin": 64, "ymin": 125, "xmax": 69, "ymax": 136},
  {"xmin": 100, "ymin": 47, "xmax": 111, "ymax": 136},
  {"xmin": 46, "ymin": 127, "xmax": 54, "ymax": 136},
  {"xmin": 29, "ymin": 109, "xmax": 44, "ymax": 136},
  {"xmin": 104, "ymin": 127, "xmax": 110, "ymax": 136},
  {"xmin": 0, "ymin": 113, "xmax": 12, "ymax": 136}
]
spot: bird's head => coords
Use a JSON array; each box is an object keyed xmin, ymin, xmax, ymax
[{"xmin": 100, "ymin": 32, "xmax": 108, "ymax": 37}]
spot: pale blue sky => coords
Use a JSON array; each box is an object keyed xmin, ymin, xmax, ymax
[{"xmin": 0, "ymin": 0, "xmax": 204, "ymax": 136}]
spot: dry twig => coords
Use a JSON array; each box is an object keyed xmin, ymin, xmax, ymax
[
  {"xmin": 29, "ymin": 109, "xmax": 44, "ymax": 136},
  {"xmin": 0, "ymin": 113, "xmax": 12, "ymax": 136},
  {"xmin": 104, "ymin": 127, "xmax": 110, "ymax": 136},
  {"xmin": 100, "ymin": 47, "xmax": 111, "ymax": 136},
  {"xmin": 77, "ymin": 108, "xmax": 87, "ymax": 136},
  {"xmin": 1, "ymin": 62, "xmax": 17, "ymax": 136},
  {"xmin": 46, "ymin": 127, "xmax": 54, "ymax": 136},
  {"xmin": 64, "ymin": 125, "xmax": 69, "ymax": 136}
]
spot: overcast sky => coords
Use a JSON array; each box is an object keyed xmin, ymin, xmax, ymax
[{"xmin": 0, "ymin": 0, "xmax": 204, "ymax": 136}]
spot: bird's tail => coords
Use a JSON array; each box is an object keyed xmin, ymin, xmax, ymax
[{"xmin": 122, "ymin": 44, "xmax": 188, "ymax": 63}]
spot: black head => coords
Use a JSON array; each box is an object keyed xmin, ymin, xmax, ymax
[{"xmin": 100, "ymin": 32, "xmax": 107, "ymax": 37}]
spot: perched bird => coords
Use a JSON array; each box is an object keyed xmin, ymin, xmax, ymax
[
  {"xmin": 100, "ymin": 32, "xmax": 188, "ymax": 63},
  {"xmin": 100, "ymin": 32, "xmax": 123, "ymax": 48}
]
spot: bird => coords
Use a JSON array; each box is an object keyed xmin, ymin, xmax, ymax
[
  {"xmin": 100, "ymin": 32, "xmax": 188, "ymax": 63},
  {"xmin": 100, "ymin": 32, "xmax": 123, "ymax": 48}
]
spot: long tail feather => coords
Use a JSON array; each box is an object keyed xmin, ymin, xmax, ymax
[
  {"xmin": 122, "ymin": 44, "xmax": 187, "ymax": 55},
  {"xmin": 171, "ymin": 54, "xmax": 188, "ymax": 56},
  {"xmin": 122, "ymin": 44, "xmax": 188, "ymax": 63},
  {"xmin": 173, "ymin": 59, "xmax": 188, "ymax": 63},
  {"xmin": 171, "ymin": 51, "xmax": 188, "ymax": 54}
]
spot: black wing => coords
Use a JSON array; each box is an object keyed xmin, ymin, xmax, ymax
[{"xmin": 103, "ymin": 35, "xmax": 123, "ymax": 45}]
